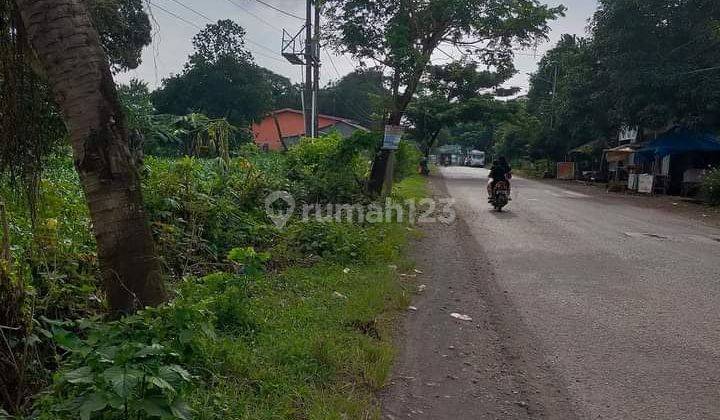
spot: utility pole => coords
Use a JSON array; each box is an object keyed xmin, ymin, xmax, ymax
[
  {"xmin": 281, "ymin": 1, "xmax": 321, "ymax": 138},
  {"xmin": 304, "ymin": 0, "xmax": 314, "ymax": 137},
  {"xmin": 313, "ymin": 1, "xmax": 321, "ymax": 137}
]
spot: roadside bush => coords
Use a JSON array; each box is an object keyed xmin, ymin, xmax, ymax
[
  {"xmin": 513, "ymin": 158, "xmax": 556, "ymax": 178},
  {"xmin": 286, "ymin": 133, "xmax": 372, "ymax": 203},
  {"xmin": 276, "ymin": 221, "xmax": 368, "ymax": 265},
  {"xmin": 394, "ymin": 140, "xmax": 423, "ymax": 179},
  {"xmin": 2, "ymin": 128, "xmax": 424, "ymax": 417},
  {"xmin": 142, "ymin": 157, "xmax": 278, "ymax": 279},
  {"xmin": 701, "ymin": 168, "xmax": 720, "ymax": 206},
  {"xmin": 35, "ymin": 257, "xmax": 262, "ymax": 420},
  {"xmin": 34, "ymin": 307, "xmax": 208, "ymax": 420}
]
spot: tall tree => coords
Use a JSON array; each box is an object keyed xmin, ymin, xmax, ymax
[
  {"xmin": 527, "ymin": 34, "xmax": 613, "ymax": 159},
  {"xmin": 259, "ymin": 67, "xmax": 302, "ymax": 110},
  {"xmin": 427, "ymin": 60, "xmax": 516, "ymax": 102},
  {"xmin": 1, "ymin": 0, "xmax": 152, "ymax": 217},
  {"xmin": 14, "ymin": 0, "xmax": 166, "ymax": 313},
  {"xmin": 90, "ymin": 0, "xmax": 151, "ymax": 72},
  {"xmin": 152, "ymin": 20, "xmax": 274, "ymax": 127},
  {"xmin": 325, "ymin": 0, "xmax": 565, "ymax": 194},
  {"xmin": 408, "ymin": 60, "xmax": 518, "ymax": 155},
  {"xmin": 405, "ymin": 93, "xmax": 459, "ymax": 156},
  {"xmin": 591, "ymin": 0, "xmax": 720, "ymax": 129},
  {"xmin": 319, "ymin": 68, "xmax": 388, "ymax": 129}
]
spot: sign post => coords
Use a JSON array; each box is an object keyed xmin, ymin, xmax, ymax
[
  {"xmin": 380, "ymin": 125, "xmax": 403, "ymax": 196},
  {"xmin": 382, "ymin": 125, "xmax": 403, "ymax": 150}
]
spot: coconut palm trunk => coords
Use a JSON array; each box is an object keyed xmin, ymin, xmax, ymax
[{"xmin": 14, "ymin": 0, "xmax": 167, "ymax": 313}]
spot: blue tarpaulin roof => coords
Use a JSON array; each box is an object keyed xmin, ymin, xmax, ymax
[{"xmin": 636, "ymin": 129, "xmax": 720, "ymax": 157}]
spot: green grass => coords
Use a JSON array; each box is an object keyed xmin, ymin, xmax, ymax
[
  {"xmin": 392, "ymin": 175, "xmax": 428, "ymax": 202},
  {"xmin": 14, "ymin": 166, "xmax": 427, "ymax": 419},
  {"xmin": 184, "ymin": 177, "xmax": 426, "ymax": 419}
]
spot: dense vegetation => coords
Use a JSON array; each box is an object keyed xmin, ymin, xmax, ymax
[
  {"xmin": 5, "ymin": 0, "xmax": 719, "ymax": 416},
  {"xmin": 454, "ymin": 0, "xmax": 720, "ymax": 163},
  {"xmin": 0, "ymin": 134, "xmax": 424, "ymax": 418},
  {"xmin": 2, "ymin": 1, "xmax": 431, "ymax": 414}
]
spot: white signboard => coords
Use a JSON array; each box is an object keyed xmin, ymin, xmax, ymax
[
  {"xmin": 382, "ymin": 125, "xmax": 403, "ymax": 150},
  {"xmin": 638, "ymin": 174, "xmax": 654, "ymax": 194},
  {"xmin": 619, "ymin": 126, "xmax": 639, "ymax": 143}
]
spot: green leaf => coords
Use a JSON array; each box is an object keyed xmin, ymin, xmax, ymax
[
  {"xmin": 141, "ymin": 397, "xmax": 173, "ymax": 418},
  {"xmin": 102, "ymin": 366, "xmax": 141, "ymax": 398},
  {"xmin": 170, "ymin": 398, "xmax": 192, "ymax": 420},
  {"xmin": 63, "ymin": 366, "xmax": 94, "ymax": 384},
  {"xmin": 97, "ymin": 345, "xmax": 119, "ymax": 361},
  {"xmin": 162, "ymin": 365, "xmax": 193, "ymax": 382},
  {"xmin": 52, "ymin": 327, "xmax": 85, "ymax": 352},
  {"xmin": 134, "ymin": 343, "xmax": 166, "ymax": 358},
  {"xmin": 79, "ymin": 392, "xmax": 107, "ymax": 420},
  {"xmin": 148, "ymin": 376, "xmax": 176, "ymax": 395}
]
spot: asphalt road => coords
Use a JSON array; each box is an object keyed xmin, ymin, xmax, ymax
[{"xmin": 383, "ymin": 166, "xmax": 720, "ymax": 419}]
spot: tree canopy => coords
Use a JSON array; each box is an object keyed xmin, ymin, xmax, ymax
[
  {"xmin": 525, "ymin": 34, "xmax": 613, "ymax": 158},
  {"xmin": 0, "ymin": 0, "xmax": 152, "ymax": 206},
  {"xmin": 591, "ymin": 0, "xmax": 720, "ymax": 129},
  {"xmin": 324, "ymin": 0, "xmax": 565, "ymax": 123},
  {"xmin": 152, "ymin": 20, "xmax": 276, "ymax": 127},
  {"xmin": 318, "ymin": 68, "xmax": 387, "ymax": 128},
  {"xmin": 324, "ymin": 0, "xmax": 564, "ymax": 193}
]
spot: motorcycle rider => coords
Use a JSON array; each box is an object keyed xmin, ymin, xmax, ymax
[{"xmin": 487, "ymin": 157, "xmax": 512, "ymax": 201}]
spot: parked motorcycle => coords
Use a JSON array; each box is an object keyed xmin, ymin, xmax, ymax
[{"xmin": 490, "ymin": 180, "xmax": 510, "ymax": 211}]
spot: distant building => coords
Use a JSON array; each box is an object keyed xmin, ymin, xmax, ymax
[{"xmin": 251, "ymin": 108, "xmax": 368, "ymax": 151}]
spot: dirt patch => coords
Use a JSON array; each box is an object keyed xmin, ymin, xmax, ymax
[{"xmin": 379, "ymin": 176, "xmax": 578, "ymax": 419}]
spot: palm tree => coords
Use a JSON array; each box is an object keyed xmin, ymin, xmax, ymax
[{"xmin": 14, "ymin": 0, "xmax": 166, "ymax": 313}]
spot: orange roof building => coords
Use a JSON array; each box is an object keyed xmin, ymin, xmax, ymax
[{"xmin": 252, "ymin": 108, "xmax": 368, "ymax": 151}]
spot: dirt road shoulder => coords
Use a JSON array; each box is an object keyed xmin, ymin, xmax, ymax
[{"xmin": 380, "ymin": 175, "xmax": 578, "ymax": 420}]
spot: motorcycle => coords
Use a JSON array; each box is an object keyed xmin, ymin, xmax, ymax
[{"xmin": 490, "ymin": 180, "xmax": 510, "ymax": 212}]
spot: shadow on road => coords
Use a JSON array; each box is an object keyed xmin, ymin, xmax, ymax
[{"xmin": 489, "ymin": 209, "xmax": 517, "ymax": 219}]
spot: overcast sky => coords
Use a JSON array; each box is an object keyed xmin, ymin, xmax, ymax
[{"xmin": 115, "ymin": 0, "xmax": 599, "ymax": 94}]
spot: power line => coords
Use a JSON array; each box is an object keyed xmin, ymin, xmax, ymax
[
  {"xmin": 148, "ymin": 1, "xmax": 202, "ymax": 29},
  {"xmin": 252, "ymin": 0, "xmax": 304, "ymax": 21},
  {"xmin": 167, "ymin": 0, "xmax": 212, "ymax": 21},
  {"xmin": 675, "ymin": 65, "xmax": 720, "ymax": 76},
  {"xmin": 148, "ymin": 0, "xmax": 288, "ymax": 65},
  {"xmin": 436, "ymin": 47, "xmax": 455, "ymax": 61},
  {"xmin": 224, "ymin": 0, "xmax": 282, "ymax": 31},
  {"xmin": 323, "ymin": 48, "xmax": 342, "ymax": 79}
]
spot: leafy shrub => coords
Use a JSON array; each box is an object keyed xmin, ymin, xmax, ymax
[
  {"xmin": 34, "ymin": 308, "xmax": 210, "ymax": 420},
  {"xmin": 227, "ymin": 247, "xmax": 271, "ymax": 276},
  {"xmin": 35, "ymin": 267, "xmax": 259, "ymax": 419},
  {"xmin": 277, "ymin": 221, "xmax": 369, "ymax": 265},
  {"xmin": 701, "ymin": 168, "xmax": 720, "ymax": 206},
  {"xmin": 394, "ymin": 140, "xmax": 423, "ymax": 180},
  {"xmin": 286, "ymin": 132, "xmax": 374, "ymax": 203},
  {"xmin": 177, "ymin": 271, "xmax": 256, "ymax": 336},
  {"xmin": 142, "ymin": 157, "xmax": 277, "ymax": 279},
  {"xmin": 513, "ymin": 158, "xmax": 556, "ymax": 178}
]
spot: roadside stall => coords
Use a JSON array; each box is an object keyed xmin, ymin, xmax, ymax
[
  {"xmin": 603, "ymin": 146, "xmax": 636, "ymax": 191},
  {"xmin": 569, "ymin": 140, "xmax": 606, "ymax": 182},
  {"xmin": 634, "ymin": 129, "xmax": 720, "ymax": 196}
]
